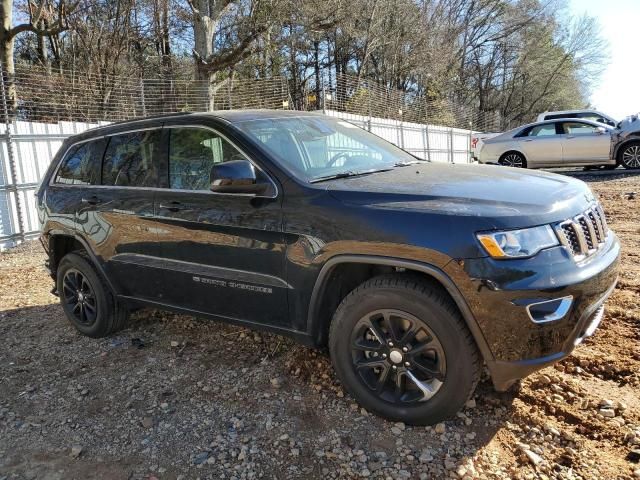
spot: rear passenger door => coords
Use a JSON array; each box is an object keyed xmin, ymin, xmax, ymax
[
  {"xmin": 517, "ymin": 123, "xmax": 563, "ymax": 167},
  {"xmin": 152, "ymin": 126, "xmax": 288, "ymax": 327},
  {"xmin": 79, "ymin": 128, "xmax": 165, "ymax": 301}
]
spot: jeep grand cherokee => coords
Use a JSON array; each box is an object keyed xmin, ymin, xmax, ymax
[{"xmin": 37, "ymin": 110, "xmax": 620, "ymax": 425}]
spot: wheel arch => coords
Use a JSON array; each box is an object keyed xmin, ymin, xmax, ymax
[
  {"xmin": 499, "ymin": 150, "xmax": 527, "ymax": 167},
  {"xmin": 614, "ymin": 136, "xmax": 640, "ymax": 162},
  {"xmin": 48, "ymin": 233, "xmax": 118, "ymax": 295},
  {"xmin": 307, "ymin": 255, "xmax": 495, "ymax": 366}
]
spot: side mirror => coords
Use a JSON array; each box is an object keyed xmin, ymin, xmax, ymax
[
  {"xmin": 595, "ymin": 126, "xmax": 607, "ymax": 135},
  {"xmin": 209, "ymin": 159, "xmax": 273, "ymax": 196}
]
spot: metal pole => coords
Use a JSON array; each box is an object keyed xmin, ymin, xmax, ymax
[
  {"xmin": 0, "ymin": 62, "xmax": 25, "ymax": 244},
  {"xmin": 140, "ymin": 78, "xmax": 147, "ymax": 116},
  {"xmin": 425, "ymin": 124, "xmax": 431, "ymax": 162},
  {"xmin": 448, "ymin": 128, "xmax": 454, "ymax": 164}
]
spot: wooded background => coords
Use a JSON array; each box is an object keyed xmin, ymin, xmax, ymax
[{"xmin": 0, "ymin": 0, "xmax": 607, "ymax": 131}]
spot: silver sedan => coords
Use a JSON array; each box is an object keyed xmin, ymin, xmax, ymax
[{"xmin": 477, "ymin": 119, "xmax": 616, "ymax": 169}]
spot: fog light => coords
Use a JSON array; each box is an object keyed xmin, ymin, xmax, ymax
[{"xmin": 525, "ymin": 296, "xmax": 573, "ymax": 324}]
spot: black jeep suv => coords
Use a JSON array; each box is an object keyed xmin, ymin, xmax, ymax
[{"xmin": 37, "ymin": 110, "xmax": 620, "ymax": 424}]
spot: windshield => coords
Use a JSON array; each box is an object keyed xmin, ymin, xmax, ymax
[{"xmin": 235, "ymin": 116, "xmax": 420, "ymax": 182}]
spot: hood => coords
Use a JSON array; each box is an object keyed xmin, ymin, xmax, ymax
[
  {"xmin": 324, "ymin": 163, "xmax": 595, "ymax": 229},
  {"xmin": 618, "ymin": 114, "xmax": 640, "ymax": 131}
]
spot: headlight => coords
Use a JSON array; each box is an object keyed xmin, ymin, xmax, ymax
[{"xmin": 477, "ymin": 225, "xmax": 559, "ymax": 258}]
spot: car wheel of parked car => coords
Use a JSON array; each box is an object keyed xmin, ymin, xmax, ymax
[
  {"xmin": 619, "ymin": 142, "xmax": 640, "ymax": 169},
  {"xmin": 498, "ymin": 152, "xmax": 526, "ymax": 168},
  {"xmin": 328, "ymin": 274, "xmax": 481, "ymax": 425},
  {"xmin": 57, "ymin": 252, "xmax": 129, "ymax": 338}
]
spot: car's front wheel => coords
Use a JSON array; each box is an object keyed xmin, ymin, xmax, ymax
[
  {"xmin": 499, "ymin": 152, "xmax": 526, "ymax": 168},
  {"xmin": 619, "ymin": 142, "xmax": 640, "ymax": 169},
  {"xmin": 328, "ymin": 275, "xmax": 481, "ymax": 425}
]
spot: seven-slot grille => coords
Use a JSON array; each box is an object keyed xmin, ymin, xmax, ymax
[{"xmin": 556, "ymin": 204, "xmax": 609, "ymax": 260}]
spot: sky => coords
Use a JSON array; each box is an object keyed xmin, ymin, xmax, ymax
[{"xmin": 569, "ymin": 0, "xmax": 640, "ymax": 120}]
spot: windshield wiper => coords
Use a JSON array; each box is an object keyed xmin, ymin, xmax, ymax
[
  {"xmin": 394, "ymin": 159, "xmax": 427, "ymax": 167},
  {"xmin": 309, "ymin": 168, "xmax": 392, "ymax": 183}
]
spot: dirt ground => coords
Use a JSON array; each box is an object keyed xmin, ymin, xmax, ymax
[{"xmin": 1, "ymin": 172, "xmax": 639, "ymax": 480}]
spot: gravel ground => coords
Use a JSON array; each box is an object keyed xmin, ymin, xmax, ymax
[{"xmin": 1, "ymin": 172, "xmax": 639, "ymax": 480}]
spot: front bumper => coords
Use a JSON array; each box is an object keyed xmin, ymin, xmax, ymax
[{"xmin": 445, "ymin": 231, "xmax": 620, "ymax": 390}]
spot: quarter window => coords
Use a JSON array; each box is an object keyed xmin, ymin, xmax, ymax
[
  {"xmin": 102, "ymin": 130, "xmax": 160, "ymax": 187},
  {"xmin": 168, "ymin": 128, "xmax": 248, "ymax": 190},
  {"xmin": 55, "ymin": 142, "xmax": 98, "ymax": 185},
  {"xmin": 527, "ymin": 124, "xmax": 557, "ymax": 137}
]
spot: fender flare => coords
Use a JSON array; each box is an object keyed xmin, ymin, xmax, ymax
[{"xmin": 307, "ymin": 254, "xmax": 495, "ymax": 367}]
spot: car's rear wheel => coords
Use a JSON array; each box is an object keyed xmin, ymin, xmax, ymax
[
  {"xmin": 619, "ymin": 142, "xmax": 640, "ymax": 169},
  {"xmin": 328, "ymin": 275, "xmax": 481, "ymax": 425},
  {"xmin": 57, "ymin": 253, "xmax": 129, "ymax": 338},
  {"xmin": 499, "ymin": 152, "xmax": 526, "ymax": 168}
]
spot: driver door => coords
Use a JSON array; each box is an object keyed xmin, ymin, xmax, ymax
[
  {"xmin": 152, "ymin": 126, "xmax": 289, "ymax": 327},
  {"xmin": 559, "ymin": 121, "xmax": 611, "ymax": 164}
]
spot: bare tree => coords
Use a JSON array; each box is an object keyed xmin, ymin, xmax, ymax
[{"xmin": 0, "ymin": 0, "xmax": 77, "ymax": 107}]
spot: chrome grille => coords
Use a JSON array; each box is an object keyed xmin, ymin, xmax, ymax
[{"xmin": 556, "ymin": 204, "xmax": 609, "ymax": 261}]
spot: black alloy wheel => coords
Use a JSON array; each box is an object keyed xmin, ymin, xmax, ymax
[
  {"xmin": 62, "ymin": 268, "xmax": 98, "ymax": 326},
  {"xmin": 329, "ymin": 275, "xmax": 481, "ymax": 425},
  {"xmin": 351, "ymin": 309, "xmax": 446, "ymax": 403}
]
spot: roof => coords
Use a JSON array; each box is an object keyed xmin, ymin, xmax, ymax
[{"xmin": 64, "ymin": 109, "xmax": 323, "ymax": 143}]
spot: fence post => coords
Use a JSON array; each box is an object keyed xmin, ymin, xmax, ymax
[
  {"xmin": 448, "ymin": 128, "xmax": 454, "ymax": 164},
  {"xmin": 0, "ymin": 63, "xmax": 25, "ymax": 245},
  {"xmin": 422, "ymin": 125, "xmax": 430, "ymax": 161},
  {"xmin": 139, "ymin": 79, "xmax": 147, "ymax": 116}
]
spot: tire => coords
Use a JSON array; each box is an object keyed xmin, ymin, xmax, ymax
[
  {"xmin": 498, "ymin": 151, "xmax": 526, "ymax": 168},
  {"xmin": 56, "ymin": 252, "xmax": 129, "ymax": 338},
  {"xmin": 618, "ymin": 142, "xmax": 640, "ymax": 169},
  {"xmin": 328, "ymin": 274, "xmax": 481, "ymax": 425}
]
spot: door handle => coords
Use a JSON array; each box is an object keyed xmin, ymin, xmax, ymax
[
  {"xmin": 524, "ymin": 139, "xmax": 533, "ymax": 142},
  {"xmin": 81, "ymin": 196, "xmax": 101, "ymax": 205},
  {"xmin": 566, "ymin": 136, "xmax": 575, "ymax": 139},
  {"xmin": 159, "ymin": 202, "xmax": 187, "ymax": 212}
]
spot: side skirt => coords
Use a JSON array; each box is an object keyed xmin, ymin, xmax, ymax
[{"xmin": 118, "ymin": 295, "xmax": 316, "ymax": 347}]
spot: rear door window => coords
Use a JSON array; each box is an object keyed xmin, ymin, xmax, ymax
[
  {"xmin": 527, "ymin": 124, "xmax": 557, "ymax": 137},
  {"xmin": 55, "ymin": 142, "xmax": 99, "ymax": 185},
  {"xmin": 102, "ymin": 130, "xmax": 161, "ymax": 187}
]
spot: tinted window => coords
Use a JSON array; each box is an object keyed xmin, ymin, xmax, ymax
[
  {"xmin": 527, "ymin": 124, "xmax": 557, "ymax": 137},
  {"xmin": 577, "ymin": 113, "xmax": 615, "ymax": 126},
  {"xmin": 168, "ymin": 128, "xmax": 248, "ymax": 190},
  {"xmin": 102, "ymin": 130, "xmax": 160, "ymax": 187},
  {"xmin": 55, "ymin": 142, "xmax": 98, "ymax": 185},
  {"xmin": 545, "ymin": 113, "xmax": 577, "ymax": 120},
  {"xmin": 562, "ymin": 122, "xmax": 599, "ymax": 135}
]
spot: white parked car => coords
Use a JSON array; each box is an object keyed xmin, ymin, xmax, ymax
[
  {"xmin": 477, "ymin": 119, "xmax": 616, "ymax": 169},
  {"xmin": 536, "ymin": 110, "xmax": 617, "ymax": 127}
]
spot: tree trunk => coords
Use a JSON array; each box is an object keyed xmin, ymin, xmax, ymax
[
  {"xmin": 193, "ymin": 0, "xmax": 217, "ymax": 110},
  {"xmin": 0, "ymin": 0, "xmax": 16, "ymax": 113}
]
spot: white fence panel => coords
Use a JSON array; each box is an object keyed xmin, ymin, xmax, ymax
[
  {"xmin": 323, "ymin": 110, "xmax": 473, "ymax": 163},
  {"xmin": 0, "ymin": 120, "xmax": 104, "ymax": 250}
]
